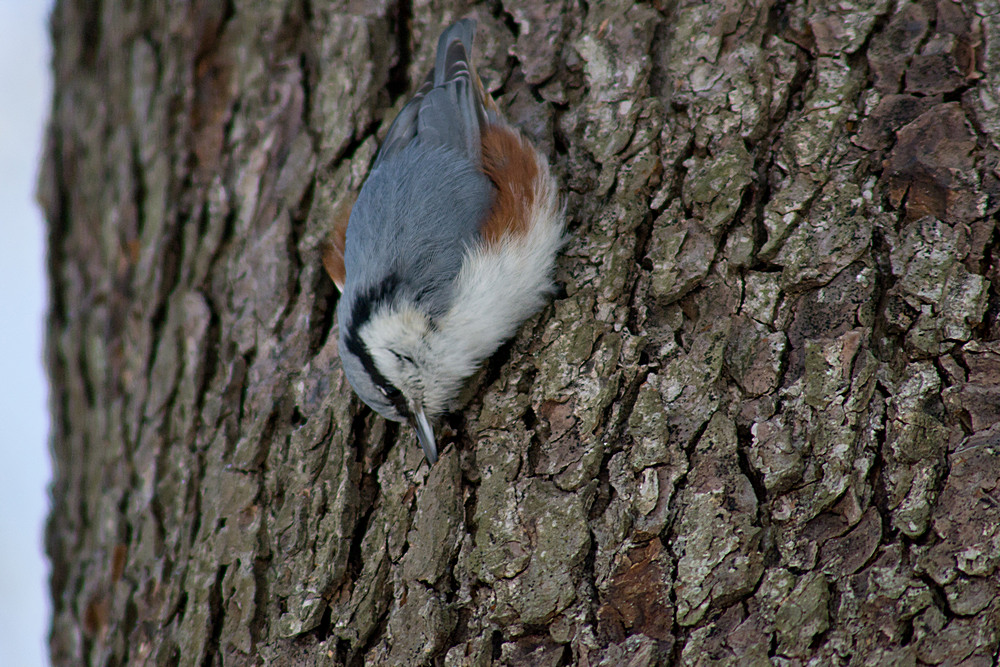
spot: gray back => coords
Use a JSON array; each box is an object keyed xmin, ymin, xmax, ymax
[
  {"xmin": 341, "ymin": 17, "xmax": 493, "ymax": 322},
  {"xmin": 340, "ymin": 140, "xmax": 493, "ymax": 320}
]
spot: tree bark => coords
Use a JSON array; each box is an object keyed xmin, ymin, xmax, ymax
[{"xmin": 41, "ymin": 0, "xmax": 1000, "ymax": 665}]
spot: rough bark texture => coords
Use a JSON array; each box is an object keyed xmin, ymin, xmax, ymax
[{"xmin": 41, "ymin": 0, "xmax": 1000, "ymax": 665}]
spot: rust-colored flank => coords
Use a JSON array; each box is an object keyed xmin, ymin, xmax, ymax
[
  {"xmin": 322, "ymin": 197, "xmax": 351, "ymax": 291},
  {"xmin": 479, "ymin": 124, "xmax": 539, "ymax": 245}
]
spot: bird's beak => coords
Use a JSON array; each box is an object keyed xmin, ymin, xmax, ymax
[{"xmin": 410, "ymin": 407, "xmax": 438, "ymax": 464}]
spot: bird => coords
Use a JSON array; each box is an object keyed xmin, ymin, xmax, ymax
[{"xmin": 322, "ymin": 18, "xmax": 564, "ymax": 464}]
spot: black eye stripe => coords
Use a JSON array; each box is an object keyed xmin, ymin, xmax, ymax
[
  {"xmin": 342, "ymin": 273, "xmax": 412, "ymax": 418},
  {"xmin": 389, "ymin": 349, "xmax": 416, "ymax": 365},
  {"xmin": 346, "ymin": 273, "xmax": 400, "ymax": 336},
  {"xmin": 385, "ymin": 386, "xmax": 407, "ymax": 415},
  {"xmin": 379, "ymin": 383, "xmax": 402, "ymax": 399}
]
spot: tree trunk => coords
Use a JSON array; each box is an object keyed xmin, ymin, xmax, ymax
[{"xmin": 41, "ymin": 0, "xmax": 1000, "ymax": 665}]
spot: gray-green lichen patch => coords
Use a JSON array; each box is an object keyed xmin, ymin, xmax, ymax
[
  {"xmin": 780, "ymin": 56, "xmax": 865, "ymax": 174},
  {"xmin": 264, "ymin": 317, "xmax": 366, "ymax": 636},
  {"xmin": 498, "ymin": 481, "xmax": 591, "ymax": 626},
  {"xmin": 594, "ymin": 633, "xmax": 665, "ymax": 667},
  {"xmin": 472, "ymin": 431, "xmax": 591, "ymax": 626},
  {"xmin": 774, "ymin": 572, "xmax": 830, "ymax": 658},
  {"xmin": 882, "ymin": 362, "xmax": 949, "ymax": 537},
  {"xmin": 724, "ymin": 317, "xmax": 787, "ymax": 397},
  {"xmin": 592, "ymin": 457, "xmax": 635, "ymax": 593},
  {"xmin": 673, "ymin": 413, "xmax": 763, "ymax": 626},
  {"xmin": 572, "ymin": 2, "xmax": 658, "ymax": 164},
  {"xmin": 916, "ymin": 422, "xmax": 1000, "ymax": 583},
  {"xmin": 173, "ymin": 443, "xmax": 265, "ymax": 658},
  {"xmin": 749, "ymin": 328, "xmax": 880, "ymax": 570},
  {"xmin": 741, "ymin": 272, "xmax": 782, "ymax": 326},
  {"xmin": 774, "ymin": 178, "xmax": 874, "ymax": 291},
  {"xmin": 614, "ymin": 414, "xmax": 686, "ymax": 539},
  {"xmin": 533, "ymin": 398, "xmax": 606, "ymax": 492},
  {"xmin": 664, "ymin": 2, "xmax": 796, "ymax": 147},
  {"xmin": 532, "ymin": 293, "xmax": 624, "ymax": 444},
  {"xmin": 470, "ymin": 429, "xmax": 530, "ymax": 583},
  {"xmin": 576, "ymin": 195, "xmax": 655, "ymax": 306},
  {"xmin": 271, "ymin": 409, "xmax": 358, "ymax": 636},
  {"xmin": 402, "ymin": 450, "xmax": 463, "ymax": 585},
  {"xmin": 382, "ymin": 584, "xmax": 455, "ymax": 665},
  {"xmin": 678, "ymin": 605, "xmax": 770, "ymax": 667},
  {"xmin": 759, "ymin": 53, "xmax": 866, "ymax": 259},
  {"xmin": 807, "ymin": 0, "xmax": 891, "ymax": 55},
  {"xmin": 648, "ymin": 280, "xmax": 735, "ymax": 454},
  {"xmin": 646, "ymin": 204, "xmax": 717, "ymax": 304},
  {"xmin": 887, "ymin": 216, "xmax": 988, "ymax": 357},
  {"xmin": 682, "ymin": 139, "xmax": 753, "ymax": 237},
  {"xmin": 628, "ymin": 373, "xmax": 685, "ymax": 472},
  {"xmin": 605, "ymin": 357, "xmax": 674, "ymax": 541},
  {"xmin": 759, "ymin": 171, "xmax": 830, "ymax": 261},
  {"xmin": 748, "ymin": 414, "xmax": 805, "ymax": 497},
  {"xmin": 535, "ymin": 295, "xmax": 600, "ymax": 391},
  {"xmin": 968, "ymin": 10, "xmax": 1000, "ymax": 154}
]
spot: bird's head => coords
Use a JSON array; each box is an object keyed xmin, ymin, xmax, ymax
[{"xmin": 337, "ymin": 288, "xmax": 470, "ymax": 464}]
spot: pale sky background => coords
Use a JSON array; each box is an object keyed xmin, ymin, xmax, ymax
[{"xmin": 0, "ymin": 1, "xmax": 55, "ymax": 666}]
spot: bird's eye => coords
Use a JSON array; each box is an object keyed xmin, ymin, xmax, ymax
[{"xmin": 379, "ymin": 384, "xmax": 401, "ymax": 399}]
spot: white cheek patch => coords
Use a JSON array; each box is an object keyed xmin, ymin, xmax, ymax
[{"xmin": 361, "ymin": 305, "xmax": 432, "ymax": 396}]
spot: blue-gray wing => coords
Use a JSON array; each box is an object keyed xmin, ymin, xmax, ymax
[
  {"xmin": 373, "ymin": 18, "xmax": 486, "ymax": 168},
  {"xmin": 344, "ymin": 19, "xmax": 496, "ymax": 320},
  {"xmin": 344, "ymin": 141, "xmax": 494, "ymax": 319}
]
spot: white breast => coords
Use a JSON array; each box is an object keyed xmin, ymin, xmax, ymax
[{"xmin": 424, "ymin": 159, "xmax": 564, "ymax": 409}]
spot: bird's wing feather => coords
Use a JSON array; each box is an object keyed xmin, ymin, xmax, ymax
[
  {"xmin": 372, "ymin": 71, "xmax": 433, "ymax": 169},
  {"xmin": 374, "ymin": 18, "xmax": 487, "ymax": 167}
]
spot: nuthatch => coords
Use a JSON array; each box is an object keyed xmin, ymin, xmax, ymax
[{"xmin": 322, "ymin": 19, "xmax": 564, "ymax": 464}]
